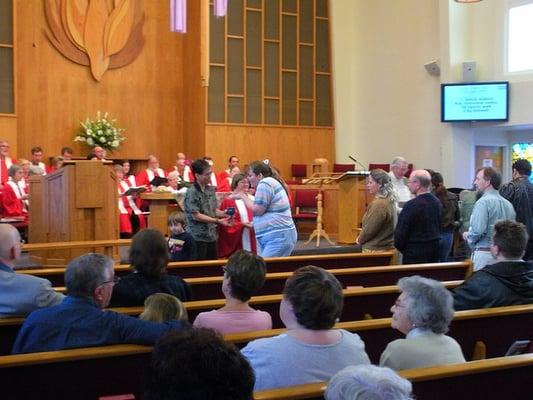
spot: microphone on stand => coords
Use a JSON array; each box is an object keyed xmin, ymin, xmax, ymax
[{"xmin": 348, "ymin": 155, "xmax": 367, "ymax": 171}]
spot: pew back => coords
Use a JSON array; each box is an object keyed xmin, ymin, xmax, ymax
[
  {"xmin": 17, "ymin": 251, "xmax": 395, "ymax": 286},
  {"xmin": 252, "ymin": 354, "xmax": 533, "ymax": 400}
]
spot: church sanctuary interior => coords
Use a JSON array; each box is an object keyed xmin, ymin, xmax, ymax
[{"xmin": 2, "ymin": 1, "xmax": 533, "ymax": 399}]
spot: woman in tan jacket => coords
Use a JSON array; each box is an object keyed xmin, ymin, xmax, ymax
[{"xmin": 356, "ymin": 169, "xmax": 397, "ymax": 252}]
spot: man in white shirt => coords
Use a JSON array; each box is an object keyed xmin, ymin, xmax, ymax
[{"xmin": 388, "ymin": 156, "xmax": 412, "ymax": 206}]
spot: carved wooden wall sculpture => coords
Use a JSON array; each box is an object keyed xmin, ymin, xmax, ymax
[{"xmin": 44, "ymin": 0, "xmax": 145, "ymax": 81}]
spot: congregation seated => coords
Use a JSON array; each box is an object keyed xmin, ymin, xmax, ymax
[
  {"xmin": 241, "ymin": 266, "xmax": 370, "ymax": 391},
  {"xmin": 139, "ymin": 293, "xmax": 189, "ymax": 323},
  {"xmin": 356, "ymin": 169, "xmax": 396, "ymax": 252},
  {"xmin": 12, "ymin": 253, "xmax": 186, "ymax": 354},
  {"xmin": 453, "ymin": 220, "xmax": 533, "ymax": 311},
  {"xmin": 325, "ymin": 365, "xmax": 413, "ymax": 400},
  {"xmin": 167, "ymin": 211, "xmax": 197, "ymax": 261},
  {"xmin": 218, "ymin": 173, "xmax": 256, "ymax": 258},
  {"xmin": 1, "ymin": 165, "xmax": 29, "ymax": 222},
  {"xmin": 0, "ymin": 224, "xmax": 64, "ymax": 317},
  {"xmin": 379, "ymin": 276, "xmax": 465, "ymax": 370},
  {"xmin": 143, "ymin": 328, "xmax": 254, "ymax": 400},
  {"xmin": 110, "ymin": 228, "xmax": 191, "ymax": 307},
  {"xmin": 193, "ymin": 250, "xmax": 271, "ymax": 334}
]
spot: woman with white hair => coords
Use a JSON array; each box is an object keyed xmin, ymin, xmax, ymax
[
  {"xmin": 325, "ymin": 365, "xmax": 413, "ymax": 400},
  {"xmin": 356, "ymin": 169, "xmax": 397, "ymax": 252},
  {"xmin": 380, "ymin": 275, "xmax": 465, "ymax": 370}
]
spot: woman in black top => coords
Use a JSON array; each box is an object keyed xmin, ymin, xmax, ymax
[{"xmin": 110, "ymin": 229, "xmax": 191, "ymax": 307}]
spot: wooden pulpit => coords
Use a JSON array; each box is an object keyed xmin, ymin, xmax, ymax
[
  {"xmin": 299, "ymin": 171, "xmax": 370, "ymax": 244},
  {"xmin": 29, "ymin": 160, "xmax": 119, "ymax": 265}
]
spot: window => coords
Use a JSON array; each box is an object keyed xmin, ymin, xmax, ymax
[
  {"xmin": 207, "ymin": 0, "xmax": 333, "ymax": 127},
  {"xmin": 507, "ymin": 1, "xmax": 533, "ymax": 73}
]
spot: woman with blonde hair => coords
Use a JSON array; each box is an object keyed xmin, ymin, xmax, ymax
[
  {"xmin": 139, "ymin": 293, "xmax": 188, "ymax": 323},
  {"xmin": 356, "ymin": 169, "xmax": 397, "ymax": 252}
]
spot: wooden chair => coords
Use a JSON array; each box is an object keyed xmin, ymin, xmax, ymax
[
  {"xmin": 292, "ymin": 189, "xmax": 319, "ymax": 236},
  {"xmin": 368, "ymin": 163, "xmax": 390, "ymax": 172},
  {"xmin": 287, "ymin": 164, "xmax": 307, "ymax": 184}
]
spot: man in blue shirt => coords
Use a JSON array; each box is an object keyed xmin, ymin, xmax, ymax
[
  {"xmin": 12, "ymin": 253, "xmax": 186, "ymax": 354},
  {"xmin": 463, "ymin": 167, "xmax": 515, "ymax": 271}
]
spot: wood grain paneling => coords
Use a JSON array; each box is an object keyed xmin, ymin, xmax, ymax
[
  {"xmin": 0, "ymin": 116, "xmax": 17, "ymax": 153},
  {"xmin": 205, "ymin": 124, "xmax": 334, "ymax": 178},
  {"xmin": 15, "ymin": 1, "xmax": 185, "ymax": 168}
]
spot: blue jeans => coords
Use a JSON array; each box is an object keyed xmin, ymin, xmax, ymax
[
  {"xmin": 438, "ymin": 231, "xmax": 454, "ymax": 262},
  {"xmin": 257, "ymin": 228, "xmax": 297, "ymax": 257}
]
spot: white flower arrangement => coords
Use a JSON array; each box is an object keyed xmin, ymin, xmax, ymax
[{"xmin": 74, "ymin": 111, "xmax": 126, "ymax": 152}]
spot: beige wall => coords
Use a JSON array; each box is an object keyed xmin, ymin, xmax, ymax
[
  {"xmin": 332, "ymin": 0, "xmax": 533, "ymax": 188},
  {"xmin": 331, "ymin": 0, "xmax": 449, "ymax": 175}
]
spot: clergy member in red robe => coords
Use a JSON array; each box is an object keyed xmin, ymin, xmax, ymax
[
  {"xmin": 169, "ymin": 152, "xmax": 194, "ymax": 183},
  {"xmin": 1, "ymin": 165, "xmax": 28, "ymax": 222},
  {"xmin": 30, "ymin": 146, "xmax": 51, "ymax": 175},
  {"xmin": 136, "ymin": 155, "xmax": 167, "ymax": 192},
  {"xmin": 114, "ymin": 165, "xmax": 146, "ymax": 236},
  {"xmin": 217, "ymin": 173, "xmax": 256, "ymax": 258},
  {"xmin": 0, "ymin": 140, "xmax": 16, "ymax": 186}
]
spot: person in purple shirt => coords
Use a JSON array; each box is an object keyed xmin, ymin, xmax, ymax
[{"xmin": 12, "ymin": 253, "xmax": 186, "ymax": 354}]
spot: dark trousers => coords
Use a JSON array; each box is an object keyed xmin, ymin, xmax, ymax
[
  {"xmin": 524, "ymin": 239, "xmax": 533, "ymax": 261},
  {"xmin": 402, "ymin": 240, "xmax": 440, "ymax": 265},
  {"xmin": 196, "ymin": 241, "xmax": 218, "ymax": 260}
]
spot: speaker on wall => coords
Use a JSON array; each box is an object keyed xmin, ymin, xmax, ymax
[
  {"xmin": 424, "ymin": 60, "xmax": 441, "ymax": 76},
  {"xmin": 462, "ymin": 61, "xmax": 476, "ymax": 82}
]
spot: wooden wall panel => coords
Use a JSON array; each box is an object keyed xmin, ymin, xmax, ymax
[
  {"xmin": 205, "ymin": 125, "xmax": 335, "ymax": 178},
  {"xmin": 0, "ymin": 116, "xmax": 17, "ymax": 154},
  {"xmin": 15, "ymin": 1, "xmax": 185, "ymax": 168}
]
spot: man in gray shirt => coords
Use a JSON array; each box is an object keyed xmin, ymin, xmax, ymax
[
  {"xmin": 0, "ymin": 224, "xmax": 64, "ymax": 317},
  {"xmin": 463, "ymin": 167, "xmax": 515, "ymax": 271}
]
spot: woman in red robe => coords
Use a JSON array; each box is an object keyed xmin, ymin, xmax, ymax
[
  {"xmin": 1, "ymin": 165, "xmax": 29, "ymax": 222},
  {"xmin": 217, "ymin": 173, "xmax": 257, "ymax": 258}
]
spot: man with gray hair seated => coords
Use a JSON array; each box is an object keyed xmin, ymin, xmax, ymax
[
  {"xmin": 12, "ymin": 253, "xmax": 186, "ymax": 354},
  {"xmin": 0, "ymin": 224, "xmax": 64, "ymax": 317},
  {"xmin": 325, "ymin": 365, "xmax": 413, "ymax": 400}
]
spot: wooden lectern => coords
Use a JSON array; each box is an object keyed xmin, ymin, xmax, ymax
[
  {"xmin": 29, "ymin": 160, "xmax": 119, "ymax": 265},
  {"xmin": 303, "ymin": 171, "xmax": 370, "ymax": 244}
]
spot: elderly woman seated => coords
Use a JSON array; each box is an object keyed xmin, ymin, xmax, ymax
[
  {"xmin": 325, "ymin": 365, "xmax": 413, "ymax": 400},
  {"xmin": 379, "ymin": 276, "xmax": 465, "ymax": 370},
  {"xmin": 109, "ymin": 228, "xmax": 191, "ymax": 307},
  {"xmin": 241, "ymin": 266, "xmax": 370, "ymax": 391},
  {"xmin": 193, "ymin": 250, "xmax": 271, "ymax": 334}
]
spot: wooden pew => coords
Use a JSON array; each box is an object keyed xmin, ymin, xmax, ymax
[
  {"xmin": 17, "ymin": 251, "xmax": 395, "ymax": 286},
  {"xmin": 112, "ymin": 280, "xmax": 462, "ymax": 329},
  {"xmin": 252, "ymin": 354, "xmax": 533, "ymax": 400},
  {"xmin": 51, "ymin": 261, "xmax": 473, "ymax": 300},
  {"xmin": 2, "ymin": 346, "xmax": 532, "ymax": 400},
  {"xmin": 225, "ymin": 303, "xmax": 533, "ymax": 364},
  {"xmin": 0, "ymin": 281, "xmax": 462, "ymax": 356},
  {"xmin": 22, "ymin": 239, "xmax": 131, "ymax": 266}
]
